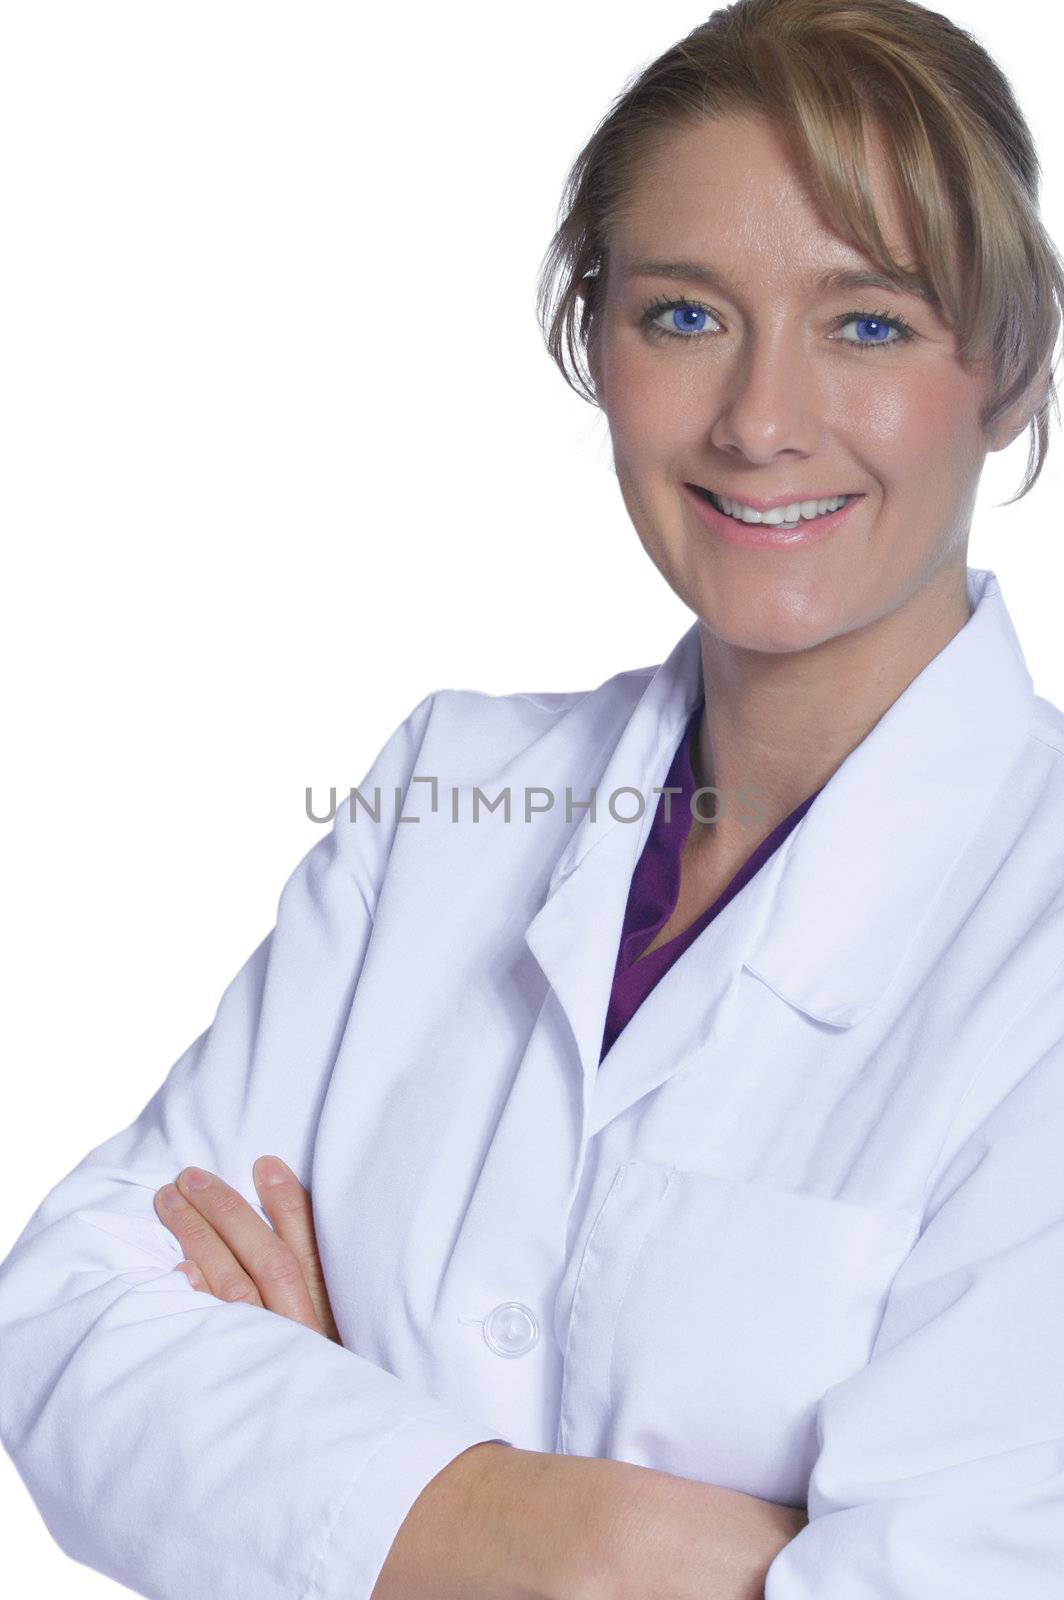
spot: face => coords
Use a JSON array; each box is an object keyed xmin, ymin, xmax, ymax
[{"xmin": 586, "ymin": 110, "xmax": 1023, "ymax": 655}]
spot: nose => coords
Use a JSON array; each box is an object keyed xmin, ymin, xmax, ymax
[{"xmin": 708, "ymin": 326, "xmax": 821, "ymax": 464}]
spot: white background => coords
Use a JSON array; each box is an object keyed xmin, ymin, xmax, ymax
[{"xmin": 1, "ymin": 2, "xmax": 1061, "ymax": 1589}]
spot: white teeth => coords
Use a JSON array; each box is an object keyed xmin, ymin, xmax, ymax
[{"xmin": 708, "ymin": 491, "xmax": 852, "ymax": 525}]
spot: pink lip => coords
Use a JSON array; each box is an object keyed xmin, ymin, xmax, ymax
[{"xmin": 683, "ymin": 484, "xmax": 864, "ymax": 549}]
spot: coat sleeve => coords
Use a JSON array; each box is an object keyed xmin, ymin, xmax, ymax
[
  {"xmin": 0, "ymin": 692, "xmax": 513, "ymax": 1600},
  {"xmin": 764, "ymin": 983, "xmax": 1064, "ymax": 1598}
]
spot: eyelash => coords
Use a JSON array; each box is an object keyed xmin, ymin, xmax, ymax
[{"xmin": 638, "ymin": 295, "xmax": 917, "ymax": 352}]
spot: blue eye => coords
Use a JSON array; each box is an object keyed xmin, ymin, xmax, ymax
[
  {"xmin": 641, "ymin": 299, "xmax": 722, "ymax": 339},
  {"xmin": 638, "ymin": 296, "xmax": 916, "ymax": 352},
  {"xmin": 666, "ymin": 303, "xmax": 715, "ymax": 335},
  {"xmin": 836, "ymin": 312, "xmax": 914, "ymax": 350}
]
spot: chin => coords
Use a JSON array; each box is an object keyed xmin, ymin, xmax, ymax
[{"xmin": 692, "ymin": 583, "xmax": 843, "ymax": 656}]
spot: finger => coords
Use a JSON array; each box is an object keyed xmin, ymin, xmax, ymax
[
  {"xmin": 154, "ymin": 1183, "xmax": 264, "ymax": 1308},
  {"xmin": 176, "ymin": 1259, "xmax": 206, "ymax": 1290},
  {"xmin": 252, "ymin": 1157, "xmax": 340, "ymax": 1341},
  {"xmin": 157, "ymin": 1170, "xmax": 323, "ymax": 1334}
]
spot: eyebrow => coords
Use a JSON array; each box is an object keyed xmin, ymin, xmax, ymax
[{"xmin": 622, "ymin": 258, "xmax": 938, "ymax": 307}]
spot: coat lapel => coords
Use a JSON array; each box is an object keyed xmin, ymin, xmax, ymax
[{"xmin": 523, "ymin": 619, "xmax": 707, "ymax": 1131}]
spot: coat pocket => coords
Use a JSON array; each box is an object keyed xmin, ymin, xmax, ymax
[{"xmin": 561, "ymin": 1159, "xmax": 920, "ymax": 1504}]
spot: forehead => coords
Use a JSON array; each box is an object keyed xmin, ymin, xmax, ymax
[{"xmin": 612, "ymin": 111, "xmax": 921, "ymax": 289}]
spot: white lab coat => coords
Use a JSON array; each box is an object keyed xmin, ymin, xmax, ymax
[{"xmin": 1, "ymin": 564, "xmax": 1063, "ymax": 1599}]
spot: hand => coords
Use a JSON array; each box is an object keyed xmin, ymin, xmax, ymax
[
  {"xmin": 582, "ymin": 1458, "xmax": 807, "ymax": 1600},
  {"xmin": 374, "ymin": 1445, "xmax": 806, "ymax": 1600},
  {"xmin": 371, "ymin": 1443, "xmax": 615, "ymax": 1600},
  {"xmin": 152, "ymin": 1156, "xmax": 342, "ymax": 1344}
]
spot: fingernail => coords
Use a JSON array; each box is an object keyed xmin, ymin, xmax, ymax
[
  {"xmin": 157, "ymin": 1185, "xmax": 187, "ymax": 1213},
  {"xmin": 179, "ymin": 1260, "xmax": 205, "ymax": 1289},
  {"xmin": 179, "ymin": 1167, "xmax": 212, "ymax": 1191},
  {"xmin": 255, "ymin": 1157, "xmax": 287, "ymax": 1186}
]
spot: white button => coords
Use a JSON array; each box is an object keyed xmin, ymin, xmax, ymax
[{"xmin": 483, "ymin": 1301, "xmax": 539, "ymax": 1357}]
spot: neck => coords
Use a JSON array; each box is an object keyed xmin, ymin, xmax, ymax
[{"xmin": 690, "ymin": 561, "xmax": 973, "ymax": 863}]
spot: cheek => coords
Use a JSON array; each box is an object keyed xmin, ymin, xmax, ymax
[
  {"xmin": 601, "ymin": 345, "xmax": 697, "ymax": 457},
  {"xmin": 838, "ymin": 368, "xmax": 983, "ymax": 488}
]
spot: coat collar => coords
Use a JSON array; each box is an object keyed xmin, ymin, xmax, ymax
[
  {"xmin": 743, "ymin": 566, "xmax": 1033, "ymax": 1026},
  {"xmin": 525, "ymin": 568, "xmax": 1034, "ymax": 1095}
]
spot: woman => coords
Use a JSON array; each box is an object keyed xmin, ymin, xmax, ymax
[{"xmin": 1, "ymin": 1, "xmax": 1062, "ymax": 1596}]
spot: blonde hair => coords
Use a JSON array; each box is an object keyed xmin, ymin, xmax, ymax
[{"xmin": 536, "ymin": 0, "xmax": 1064, "ymax": 502}]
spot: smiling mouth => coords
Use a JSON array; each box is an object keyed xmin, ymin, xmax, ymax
[{"xmin": 692, "ymin": 486, "xmax": 861, "ymax": 529}]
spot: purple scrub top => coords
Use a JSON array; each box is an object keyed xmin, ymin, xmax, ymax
[{"xmin": 599, "ymin": 698, "xmax": 822, "ymax": 1062}]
